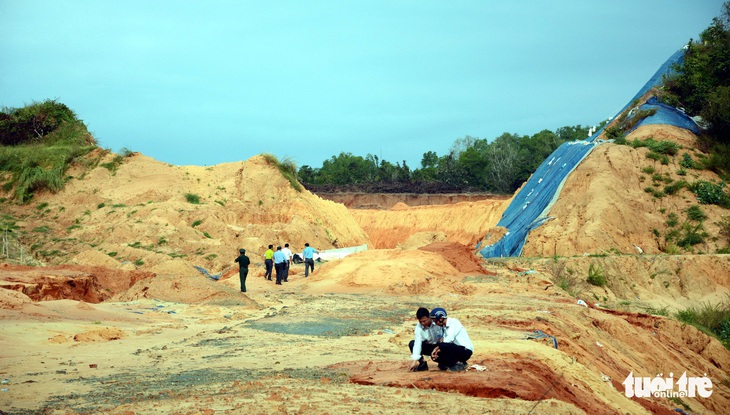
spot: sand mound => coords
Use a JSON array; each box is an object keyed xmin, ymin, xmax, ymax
[
  {"xmin": 304, "ymin": 249, "xmax": 476, "ymax": 295},
  {"xmin": 523, "ymin": 126, "xmax": 729, "ymax": 256},
  {"xmin": 418, "ymin": 242, "xmax": 490, "ymax": 274},
  {"xmin": 73, "ymin": 327, "xmax": 125, "ymax": 342},
  {"xmin": 5, "ymin": 153, "xmax": 370, "ymax": 294},
  {"xmin": 0, "ymin": 287, "xmax": 32, "ymax": 309},
  {"xmin": 114, "ymin": 273, "xmax": 260, "ymax": 307}
]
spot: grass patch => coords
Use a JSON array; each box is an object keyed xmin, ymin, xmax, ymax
[
  {"xmin": 675, "ymin": 300, "xmax": 730, "ymax": 348},
  {"xmin": 686, "ymin": 205, "xmax": 707, "ymax": 222},
  {"xmin": 262, "ymin": 153, "xmax": 302, "ymax": 192}
]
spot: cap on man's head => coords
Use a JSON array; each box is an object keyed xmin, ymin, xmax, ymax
[
  {"xmin": 430, "ymin": 307, "xmax": 447, "ymax": 319},
  {"xmin": 239, "ymin": 248, "xmax": 246, "ymax": 253},
  {"xmin": 277, "ymin": 246, "xmax": 282, "ymax": 250}
]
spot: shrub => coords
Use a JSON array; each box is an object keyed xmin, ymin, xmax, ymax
[
  {"xmin": 586, "ymin": 263, "xmax": 607, "ymax": 287},
  {"xmin": 664, "ymin": 180, "xmax": 688, "ymax": 195},
  {"xmin": 642, "ymin": 166, "xmax": 655, "ymax": 174},
  {"xmin": 0, "ymin": 100, "xmax": 96, "ymax": 203},
  {"xmin": 680, "ymin": 153, "xmax": 697, "ymax": 169},
  {"xmin": 678, "ymin": 222, "xmax": 707, "ymax": 248},
  {"xmin": 0, "ymin": 99, "xmax": 78, "ymax": 145},
  {"xmin": 686, "ymin": 205, "xmax": 707, "ymax": 222},
  {"xmin": 191, "ymin": 219, "xmax": 202, "ymax": 227},
  {"xmin": 605, "ymin": 126, "xmax": 624, "ymax": 140},
  {"xmin": 689, "ymin": 180, "xmax": 729, "ymax": 206},
  {"xmin": 666, "ymin": 212, "xmax": 679, "ymax": 227},
  {"xmin": 100, "ymin": 154, "xmax": 124, "ymax": 173},
  {"xmin": 185, "ymin": 193, "xmax": 201, "ymax": 204}
]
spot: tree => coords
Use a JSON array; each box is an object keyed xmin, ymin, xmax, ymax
[
  {"xmin": 485, "ymin": 133, "xmax": 521, "ymax": 193},
  {"xmin": 449, "ymin": 135, "xmax": 479, "ymax": 159}
]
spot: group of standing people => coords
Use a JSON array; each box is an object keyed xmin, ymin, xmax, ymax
[
  {"xmin": 263, "ymin": 242, "xmax": 319, "ymax": 285},
  {"xmin": 235, "ymin": 242, "xmax": 320, "ymax": 292}
]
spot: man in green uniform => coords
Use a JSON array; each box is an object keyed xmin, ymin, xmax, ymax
[{"xmin": 234, "ymin": 248, "xmax": 250, "ymax": 292}]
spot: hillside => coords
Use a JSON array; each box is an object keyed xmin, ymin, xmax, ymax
[{"xmin": 2, "ymin": 153, "xmax": 370, "ymax": 280}]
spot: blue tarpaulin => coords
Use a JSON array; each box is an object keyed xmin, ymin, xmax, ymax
[
  {"xmin": 478, "ymin": 48, "xmax": 700, "ymax": 259},
  {"xmin": 629, "ymin": 96, "xmax": 701, "ymax": 135}
]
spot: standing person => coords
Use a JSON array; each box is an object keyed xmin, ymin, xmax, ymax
[
  {"xmin": 273, "ymin": 246, "xmax": 286, "ymax": 285},
  {"xmin": 263, "ymin": 244, "xmax": 274, "ymax": 280},
  {"xmin": 302, "ymin": 243, "xmax": 318, "ymax": 278},
  {"xmin": 282, "ymin": 243, "xmax": 293, "ymax": 282},
  {"xmin": 407, "ymin": 307, "xmax": 442, "ymax": 372},
  {"xmin": 429, "ymin": 307, "xmax": 473, "ymax": 372},
  {"xmin": 234, "ymin": 248, "xmax": 250, "ymax": 293}
]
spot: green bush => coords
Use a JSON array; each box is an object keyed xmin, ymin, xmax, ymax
[
  {"xmin": 666, "ymin": 212, "xmax": 679, "ymax": 227},
  {"xmin": 689, "ymin": 180, "xmax": 729, "ymax": 206},
  {"xmin": 686, "ymin": 205, "xmax": 707, "ymax": 222},
  {"xmin": 678, "ymin": 222, "xmax": 707, "ymax": 248},
  {"xmin": 664, "ymin": 180, "xmax": 688, "ymax": 195},
  {"xmin": 586, "ymin": 263, "xmax": 607, "ymax": 287},
  {"xmin": 605, "ymin": 125, "xmax": 624, "ymax": 140},
  {"xmin": 0, "ymin": 100, "xmax": 96, "ymax": 202},
  {"xmin": 0, "ymin": 99, "xmax": 77, "ymax": 145},
  {"xmin": 185, "ymin": 193, "xmax": 201, "ymax": 204},
  {"xmin": 680, "ymin": 153, "xmax": 697, "ymax": 169}
]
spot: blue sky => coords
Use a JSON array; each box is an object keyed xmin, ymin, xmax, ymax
[{"xmin": 0, "ymin": 1, "xmax": 724, "ymax": 169}]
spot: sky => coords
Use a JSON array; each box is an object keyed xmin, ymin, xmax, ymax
[{"xmin": 0, "ymin": 1, "xmax": 725, "ymax": 169}]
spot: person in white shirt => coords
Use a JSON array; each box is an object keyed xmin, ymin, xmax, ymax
[
  {"xmin": 407, "ymin": 307, "xmax": 442, "ymax": 371},
  {"xmin": 282, "ymin": 243, "xmax": 293, "ymax": 282},
  {"xmin": 429, "ymin": 307, "xmax": 474, "ymax": 371}
]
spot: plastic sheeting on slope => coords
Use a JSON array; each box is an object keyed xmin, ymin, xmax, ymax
[
  {"xmin": 478, "ymin": 140, "xmax": 599, "ymax": 258},
  {"xmin": 478, "ymin": 48, "xmax": 698, "ymax": 259},
  {"xmin": 629, "ymin": 96, "xmax": 701, "ymax": 135}
]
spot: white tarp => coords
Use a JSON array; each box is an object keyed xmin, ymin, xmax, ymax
[{"xmin": 301, "ymin": 244, "xmax": 367, "ymax": 262}]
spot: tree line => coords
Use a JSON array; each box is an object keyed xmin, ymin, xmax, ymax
[{"xmin": 298, "ymin": 125, "xmax": 596, "ymax": 194}]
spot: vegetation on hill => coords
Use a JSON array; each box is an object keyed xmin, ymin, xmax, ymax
[
  {"xmin": 0, "ymin": 99, "xmax": 98, "ymax": 203},
  {"xmin": 299, "ymin": 125, "xmax": 596, "ymax": 194},
  {"xmin": 660, "ymin": 1, "xmax": 730, "ymax": 180}
]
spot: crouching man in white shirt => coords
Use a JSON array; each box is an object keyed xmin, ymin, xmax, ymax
[
  {"xmin": 429, "ymin": 307, "xmax": 473, "ymax": 372},
  {"xmin": 407, "ymin": 307, "xmax": 442, "ymax": 371}
]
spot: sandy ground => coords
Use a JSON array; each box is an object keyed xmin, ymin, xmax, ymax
[{"xmin": 1, "ymin": 122, "xmax": 730, "ymax": 414}]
